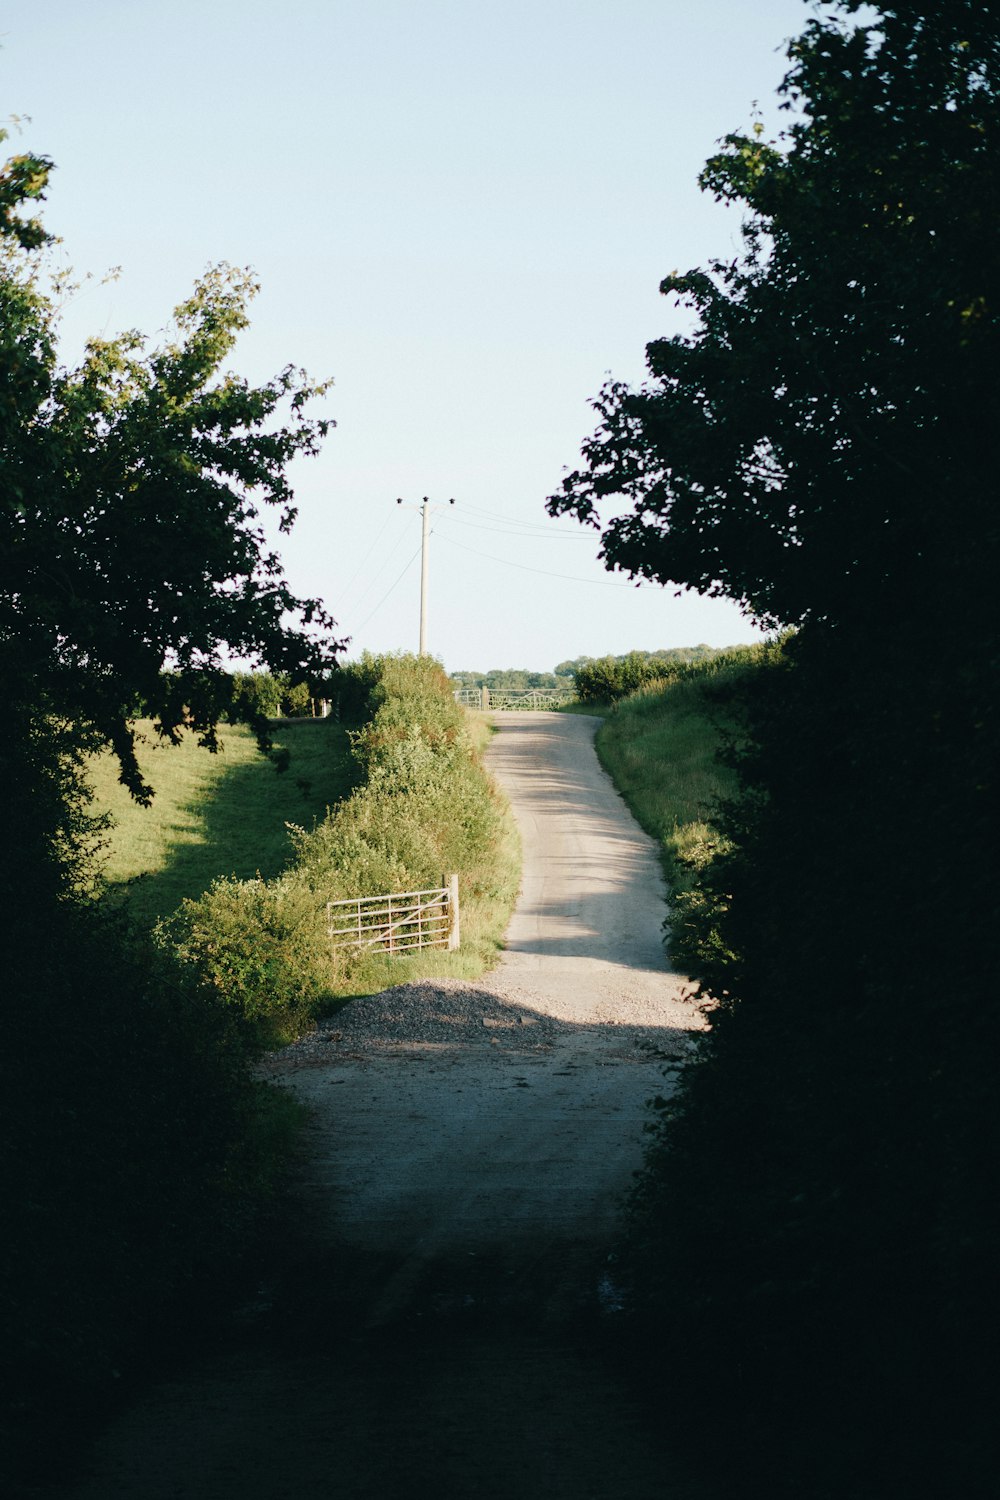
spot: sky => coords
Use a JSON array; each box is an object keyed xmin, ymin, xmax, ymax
[{"xmin": 3, "ymin": 0, "xmax": 810, "ymax": 675}]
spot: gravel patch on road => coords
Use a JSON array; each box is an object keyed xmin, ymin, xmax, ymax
[
  {"xmin": 265, "ymin": 977, "xmax": 696, "ymax": 1066},
  {"xmin": 268, "ymin": 981, "xmax": 559, "ymax": 1061}
]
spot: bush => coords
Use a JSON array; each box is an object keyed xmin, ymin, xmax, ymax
[
  {"xmin": 164, "ymin": 873, "xmax": 334, "ymax": 1043},
  {"xmin": 575, "ymin": 652, "xmax": 673, "ymax": 703},
  {"xmin": 319, "ymin": 653, "xmax": 384, "ymax": 723},
  {"xmin": 229, "ymin": 672, "xmax": 285, "ymax": 720},
  {"xmin": 282, "ymin": 679, "xmax": 313, "ymax": 717},
  {"xmin": 228, "ymin": 673, "xmax": 316, "ymax": 722}
]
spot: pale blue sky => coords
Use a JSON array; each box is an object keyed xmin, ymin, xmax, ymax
[{"xmin": 3, "ymin": 0, "xmax": 808, "ymax": 672}]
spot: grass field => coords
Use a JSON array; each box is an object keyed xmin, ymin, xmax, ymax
[{"xmin": 89, "ymin": 718, "xmax": 357, "ymax": 927}]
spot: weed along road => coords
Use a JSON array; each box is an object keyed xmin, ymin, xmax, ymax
[{"xmin": 68, "ymin": 712, "xmax": 706, "ymax": 1500}]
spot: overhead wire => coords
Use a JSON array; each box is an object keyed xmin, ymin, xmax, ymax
[
  {"xmin": 335, "ymin": 509, "xmax": 396, "ymax": 606},
  {"xmin": 434, "ymin": 531, "xmax": 652, "ymax": 589},
  {"xmin": 341, "ymin": 501, "xmax": 594, "ymax": 619},
  {"xmin": 341, "ymin": 511, "xmax": 413, "ymax": 613},
  {"xmin": 342, "ymin": 499, "xmax": 640, "ymax": 641},
  {"xmin": 443, "ymin": 513, "xmax": 594, "ymax": 542},
  {"xmin": 354, "ymin": 542, "xmax": 424, "ymax": 631},
  {"xmin": 457, "ymin": 498, "xmax": 594, "ymax": 536}
]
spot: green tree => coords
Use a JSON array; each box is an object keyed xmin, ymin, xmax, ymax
[
  {"xmin": 549, "ymin": 7, "xmax": 999, "ymax": 1492},
  {"xmin": 3, "ymin": 239, "xmax": 340, "ymax": 805},
  {"xmin": 548, "ymin": 2, "xmax": 999, "ymax": 636},
  {"xmin": 554, "ymin": 656, "xmax": 591, "ymax": 679}
]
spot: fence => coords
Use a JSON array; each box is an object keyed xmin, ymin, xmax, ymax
[
  {"xmin": 326, "ymin": 875, "xmax": 460, "ymax": 954},
  {"xmin": 453, "ymin": 686, "xmax": 575, "ymax": 711}
]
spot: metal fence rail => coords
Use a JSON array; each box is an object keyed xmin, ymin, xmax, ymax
[{"xmin": 327, "ymin": 875, "xmax": 460, "ymax": 953}]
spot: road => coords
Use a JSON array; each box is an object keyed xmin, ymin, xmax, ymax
[{"xmin": 65, "ymin": 712, "xmax": 708, "ymax": 1500}]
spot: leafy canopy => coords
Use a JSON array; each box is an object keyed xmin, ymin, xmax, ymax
[
  {"xmin": 1, "ymin": 132, "xmax": 341, "ymax": 802},
  {"xmin": 547, "ymin": 2, "xmax": 1000, "ymax": 631}
]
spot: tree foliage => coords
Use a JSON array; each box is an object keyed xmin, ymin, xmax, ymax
[
  {"xmin": 448, "ymin": 667, "xmax": 572, "ymax": 690},
  {"xmin": 2, "ymin": 142, "xmax": 340, "ymax": 806},
  {"xmin": 574, "ymin": 645, "xmax": 721, "ymax": 702},
  {"xmin": 548, "ymin": 7, "xmax": 999, "ymax": 1492},
  {"xmin": 548, "ymin": 2, "xmax": 1000, "ymax": 634}
]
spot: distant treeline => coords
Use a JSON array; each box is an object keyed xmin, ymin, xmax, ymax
[
  {"xmin": 448, "ymin": 645, "xmax": 721, "ymax": 696},
  {"xmin": 220, "ymin": 647, "xmax": 730, "ymax": 710},
  {"xmin": 448, "ymin": 667, "xmax": 574, "ymax": 691}
]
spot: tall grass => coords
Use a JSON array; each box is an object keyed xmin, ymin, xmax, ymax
[{"xmin": 594, "ymin": 646, "xmax": 769, "ymax": 967}]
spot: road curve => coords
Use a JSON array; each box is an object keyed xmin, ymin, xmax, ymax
[
  {"xmin": 487, "ymin": 710, "xmax": 693, "ymax": 1024},
  {"xmin": 262, "ymin": 709, "xmax": 701, "ymax": 1286}
]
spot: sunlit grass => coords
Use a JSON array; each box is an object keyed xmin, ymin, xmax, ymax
[
  {"xmin": 555, "ymin": 698, "xmax": 604, "ymax": 716},
  {"xmin": 594, "ymin": 656, "xmax": 758, "ymax": 899},
  {"xmin": 91, "ymin": 701, "xmax": 522, "ymax": 1018},
  {"xmin": 598, "ymin": 681, "xmax": 735, "ymax": 858},
  {"xmin": 89, "ymin": 718, "xmax": 356, "ymax": 926}
]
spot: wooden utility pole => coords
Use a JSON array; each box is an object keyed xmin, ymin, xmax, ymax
[
  {"xmin": 419, "ymin": 497, "xmax": 430, "ymax": 655},
  {"xmin": 397, "ymin": 495, "xmax": 455, "ymax": 655}
]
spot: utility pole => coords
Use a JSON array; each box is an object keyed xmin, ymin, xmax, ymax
[
  {"xmin": 397, "ymin": 495, "xmax": 455, "ymax": 655},
  {"xmin": 419, "ymin": 497, "xmax": 430, "ymax": 656}
]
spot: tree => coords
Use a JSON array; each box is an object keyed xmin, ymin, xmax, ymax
[
  {"xmin": 2, "ymin": 139, "xmax": 341, "ymax": 809},
  {"xmin": 548, "ymin": 2, "xmax": 1000, "ymax": 636},
  {"xmin": 547, "ymin": 8, "xmax": 999, "ymax": 1491}
]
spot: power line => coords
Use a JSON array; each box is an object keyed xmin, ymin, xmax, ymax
[
  {"xmin": 434, "ymin": 531, "xmax": 652, "ymax": 589},
  {"xmin": 336, "ymin": 509, "xmax": 396, "ymax": 605},
  {"xmin": 444, "ymin": 513, "xmax": 594, "ymax": 542},
  {"xmin": 354, "ymin": 542, "xmax": 424, "ymax": 631},
  {"xmin": 458, "ymin": 498, "xmax": 594, "ymax": 536},
  {"xmin": 342, "ymin": 512, "xmax": 412, "ymax": 613}
]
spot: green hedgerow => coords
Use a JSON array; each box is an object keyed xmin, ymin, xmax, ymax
[{"xmin": 166, "ymin": 651, "xmax": 516, "ymax": 1039}]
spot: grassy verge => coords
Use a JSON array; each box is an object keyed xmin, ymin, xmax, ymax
[
  {"xmin": 162, "ymin": 657, "xmax": 522, "ymax": 1043},
  {"xmin": 555, "ymin": 698, "xmax": 605, "ymax": 716},
  {"xmin": 329, "ymin": 706, "xmax": 520, "ymax": 998},
  {"xmin": 593, "ymin": 648, "xmax": 766, "ymax": 967},
  {"xmin": 89, "ymin": 718, "xmax": 356, "ymax": 926}
]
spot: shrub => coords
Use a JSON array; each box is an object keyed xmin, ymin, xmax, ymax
[
  {"xmin": 226, "ymin": 673, "xmax": 316, "ymax": 721},
  {"xmin": 281, "ymin": 679, "xmax": 313, "ymax": 717},
  {"xmin": 229, "ymin": 672, "xmax": 285, "ymax": 720},
  {"xmin": 165, "ymin": 873, "xmax": 333, "ymax": 1042},
  {"xmin": 576, "ymin": 652, "xmax": 674, "ymax": 703},
  {"xmin": 319, "ymin": 653, "xmax": 386, "ymax": 723}
]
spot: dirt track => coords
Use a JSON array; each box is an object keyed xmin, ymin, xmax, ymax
[{"xmin": 65, "ymin": 712, "xmax": 708, "ymax": 1499}]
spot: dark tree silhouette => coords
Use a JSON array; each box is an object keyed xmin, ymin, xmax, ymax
[{"xmin": 549, "ymin": 8, "xmax": 999, "ymax": 1493}]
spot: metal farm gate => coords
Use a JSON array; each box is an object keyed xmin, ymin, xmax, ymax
[
  {"xmin": 453, "ymin": 687, "xmax": 575, "ymax": 711},
  {"xmin": 327, "ymin": 875, "xmax": 460, "ymax": 953}
]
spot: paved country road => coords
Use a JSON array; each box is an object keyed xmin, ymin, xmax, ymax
[{"xmin": 65, "ymin": 713, "xmax": 709, "ymax": 1500}]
